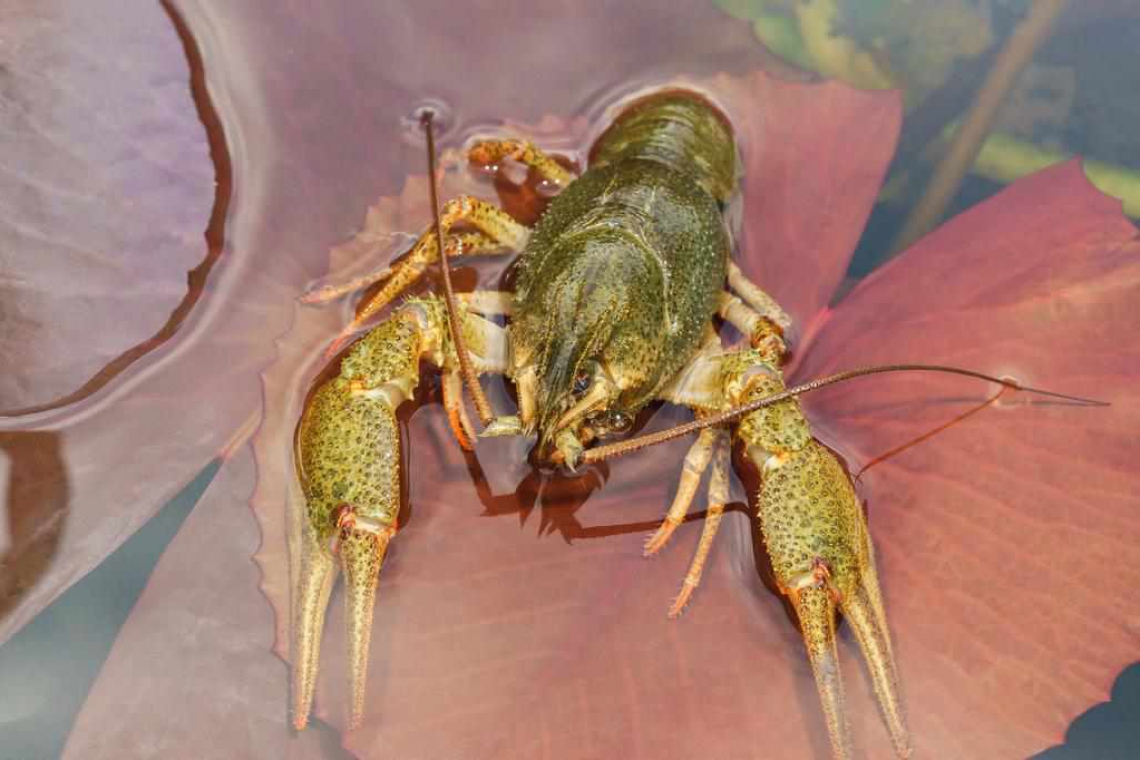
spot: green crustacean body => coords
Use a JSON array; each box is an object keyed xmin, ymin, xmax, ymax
[
  {"xmin": 511, "ymin": 94, "xmax": 739, "ymax": 443},
  {"xmin": 290, "ymin": 89, "xmax": 912, "ymax": 760}
]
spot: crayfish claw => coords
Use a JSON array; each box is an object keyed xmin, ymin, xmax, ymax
[
  {"xmin": 643, "ymin": 517, "xmax": 680, "ymax": 556},
  {"xmin": 790, "ymin": 585, "xmax": 853, "ymax": 760},
  {"xmin": 339, "ymin": 520, "xmax": 395, "ymax": 730},
  {"xmin": 291, "ymin": 517, "xmax": 337, "ymax": 731},
  {"xmin": 747, "ymin": 430, "xmax": 910, "ymax": 758},
  {"xmin": 840, "ymin": 569, "xmax": 911, "ymax": 758}
]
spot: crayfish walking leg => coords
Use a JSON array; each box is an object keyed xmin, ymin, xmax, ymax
[{"xmin": 650, "ymin": 340, "xmax": 911, "ymax": 759}]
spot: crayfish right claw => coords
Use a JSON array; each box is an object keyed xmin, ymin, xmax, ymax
[
  {"xmin": 839, "ymin": 572, "xmax": 911, "ymax": 758},
  {"xmin": 789, "ymin": 582, "xmax": 856, "ymax": 759},
  {"xmin": 757, "ymin": 440, "xmax": 911, "ymax": 759}
]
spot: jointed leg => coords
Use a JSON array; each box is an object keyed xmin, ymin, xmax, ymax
[
  {"xmin": 467, "ymin": 138, "xmax": 576, "ymax": 188},
  {"xmin": 303, "ymin": 231, "xmax": 504, "ymax": 306},
  {"xmin": 440, "ymin": 297, "xmax": 511, "ymax": 449},
  {"xmin": 726, "ymin": 261, "xmax": 793, "ymax": 333},
  {"xmin": 442, "ymin": 371, "xmax": 477, "ymax": 450},
  {"xmin": 351, "ymin": 199, "xmax": 527, "ymax": 326},
  {"xmin": 641, "ymin": 419, "xmax": 731, "ymax": 616},
  {"xmin": 302, "ymin": 265, "xmax": 395, "ymax": 305},
  {"xmin": 644, "ymin": 426, "xmax": 719, "ymax": 554},
  {"xmin": 667, "ymin": 429, "xmax": 730, "ymax": 617},
  {"xmin": 717, "ymin": 291, "xmax": 787, "ymax": 363},
  {"xmin": 327, "ymin": 197, "xmax": 530, "ymax": 355}
]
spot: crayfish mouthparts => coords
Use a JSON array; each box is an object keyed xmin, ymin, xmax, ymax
[{"xmin": 544, "ymin": 427, "xmax": 586, "ymax": 471}]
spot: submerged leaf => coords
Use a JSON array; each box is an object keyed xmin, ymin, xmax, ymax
[
  {"xmin": 0, "ymin": 0, "xmax": 790, "ymax": 648},
  {"xmin": 716, "ymin": 71, "xmax": 900, "ymax": 331},
  {"xmin": 61, "ymin": 449, "xmax": 343, "ymax": 759}
]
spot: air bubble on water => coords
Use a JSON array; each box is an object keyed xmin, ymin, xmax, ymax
[
  {"xmin": 401, "ymin": 98, "xmax": 455, "ymax": 146},
  {"xmin": 536, "ymin": 178, "xmax": 564, "ymax": 198},
  {"xmin": 992, "ymin": 374, "xmax": 1028, "ymax": 410}
]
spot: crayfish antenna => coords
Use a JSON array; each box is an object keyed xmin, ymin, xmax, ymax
[
  {"xmin": 340, "ymin": 522, "xmax": 395, "ymax": 730},
  {"xmin": 790, "ymin": 585, "xmax": 854, "ymax": 760},
  {"xmin": 291, "ymin": 519, "xmax": 338, "ymax": 731},
  {"xmin": 583, "ymin": 364, "xmax": 1106, "ymax": 465},
  {"xmin": 840, "ymin": 567, "xmax": 912, "ymax": 758},
  {"xmin": 421, "ymin": 110, "xmax": 495, "ymax": 426}
]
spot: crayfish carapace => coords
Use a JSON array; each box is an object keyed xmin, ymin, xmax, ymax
[{"xmin": 290, "ymin": 89, "xmax": 1099, "ymax": 758}]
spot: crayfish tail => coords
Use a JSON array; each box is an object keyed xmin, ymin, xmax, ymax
[
  {"xmin": 841, "ymin": 569, "xmax": 911, "ymax": 758},
  {"xmin": 291, "ymin": 520, "xmax": 338, "ymax": 731},
  {"xmin": 340, "ymin": 523, "xmax": 395, "ymax": 730},
  {"xmin": 791, "ymin": 585, "xmax": 854, "ymax": 760}
]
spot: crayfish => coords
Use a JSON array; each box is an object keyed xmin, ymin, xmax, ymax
[{"xmin": 289, "ymin": 88, "xmax": 1097, "ymax": 759}]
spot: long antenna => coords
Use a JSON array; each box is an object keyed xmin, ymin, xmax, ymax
[
  {"xmin": 854, "ymin": 385, "xmax": 1008, "ymax": 481},
  {"xmin": 580, "ymin": 363, "xmax": 1108, "ymax": 465},
  {"xmin": 421, "ymin": 110, "xmax": 494, "ymax": 424}
]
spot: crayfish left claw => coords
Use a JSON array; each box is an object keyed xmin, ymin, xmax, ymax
[
  {"xmin": 291, "ymin": 516, "xmax": 337, "ymax": 731},
  {"xmin": 339, "ymin": 517, "xmax": 395, "ymax": 730},
  {"xmin": 292, "ymin": 313, "xmax": 416, "ymax": 731}
]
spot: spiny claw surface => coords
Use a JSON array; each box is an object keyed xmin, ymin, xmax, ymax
[
  {"xmin": 727, "ymin": 351, "xmax": 910, "ymax": 759},
  {"xmin": 754, "ymin": 439, "xmax": 911, "ymax": 759},
  {"xmin": 292, "ymin": 313, "xmax": 419, "ymax": 731}
]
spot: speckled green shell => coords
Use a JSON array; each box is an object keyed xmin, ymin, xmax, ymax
[
  {"xmin": 512, "ymin": 93, "xmax": 737, "ymax": 424},
  {"xmin": 296, "ymin": 316, "xmax": 419, "ymax": 539},
  {"xmin": 755, "ymin": 440, "xmax": 868, "ymax": 594}
]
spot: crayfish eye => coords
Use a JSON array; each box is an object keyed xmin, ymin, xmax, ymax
[
  {"xmin": 572, "ymin": 369, "xmax": 591, "ymax": 396},
  {"xmin": 607, "ymin": 411, "xmax": 633, "ymax": 433}
]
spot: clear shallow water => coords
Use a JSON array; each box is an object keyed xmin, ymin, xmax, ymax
[{"xmin": 1, "ymin": 1, "xmax": 1139, "ymax": 758}]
